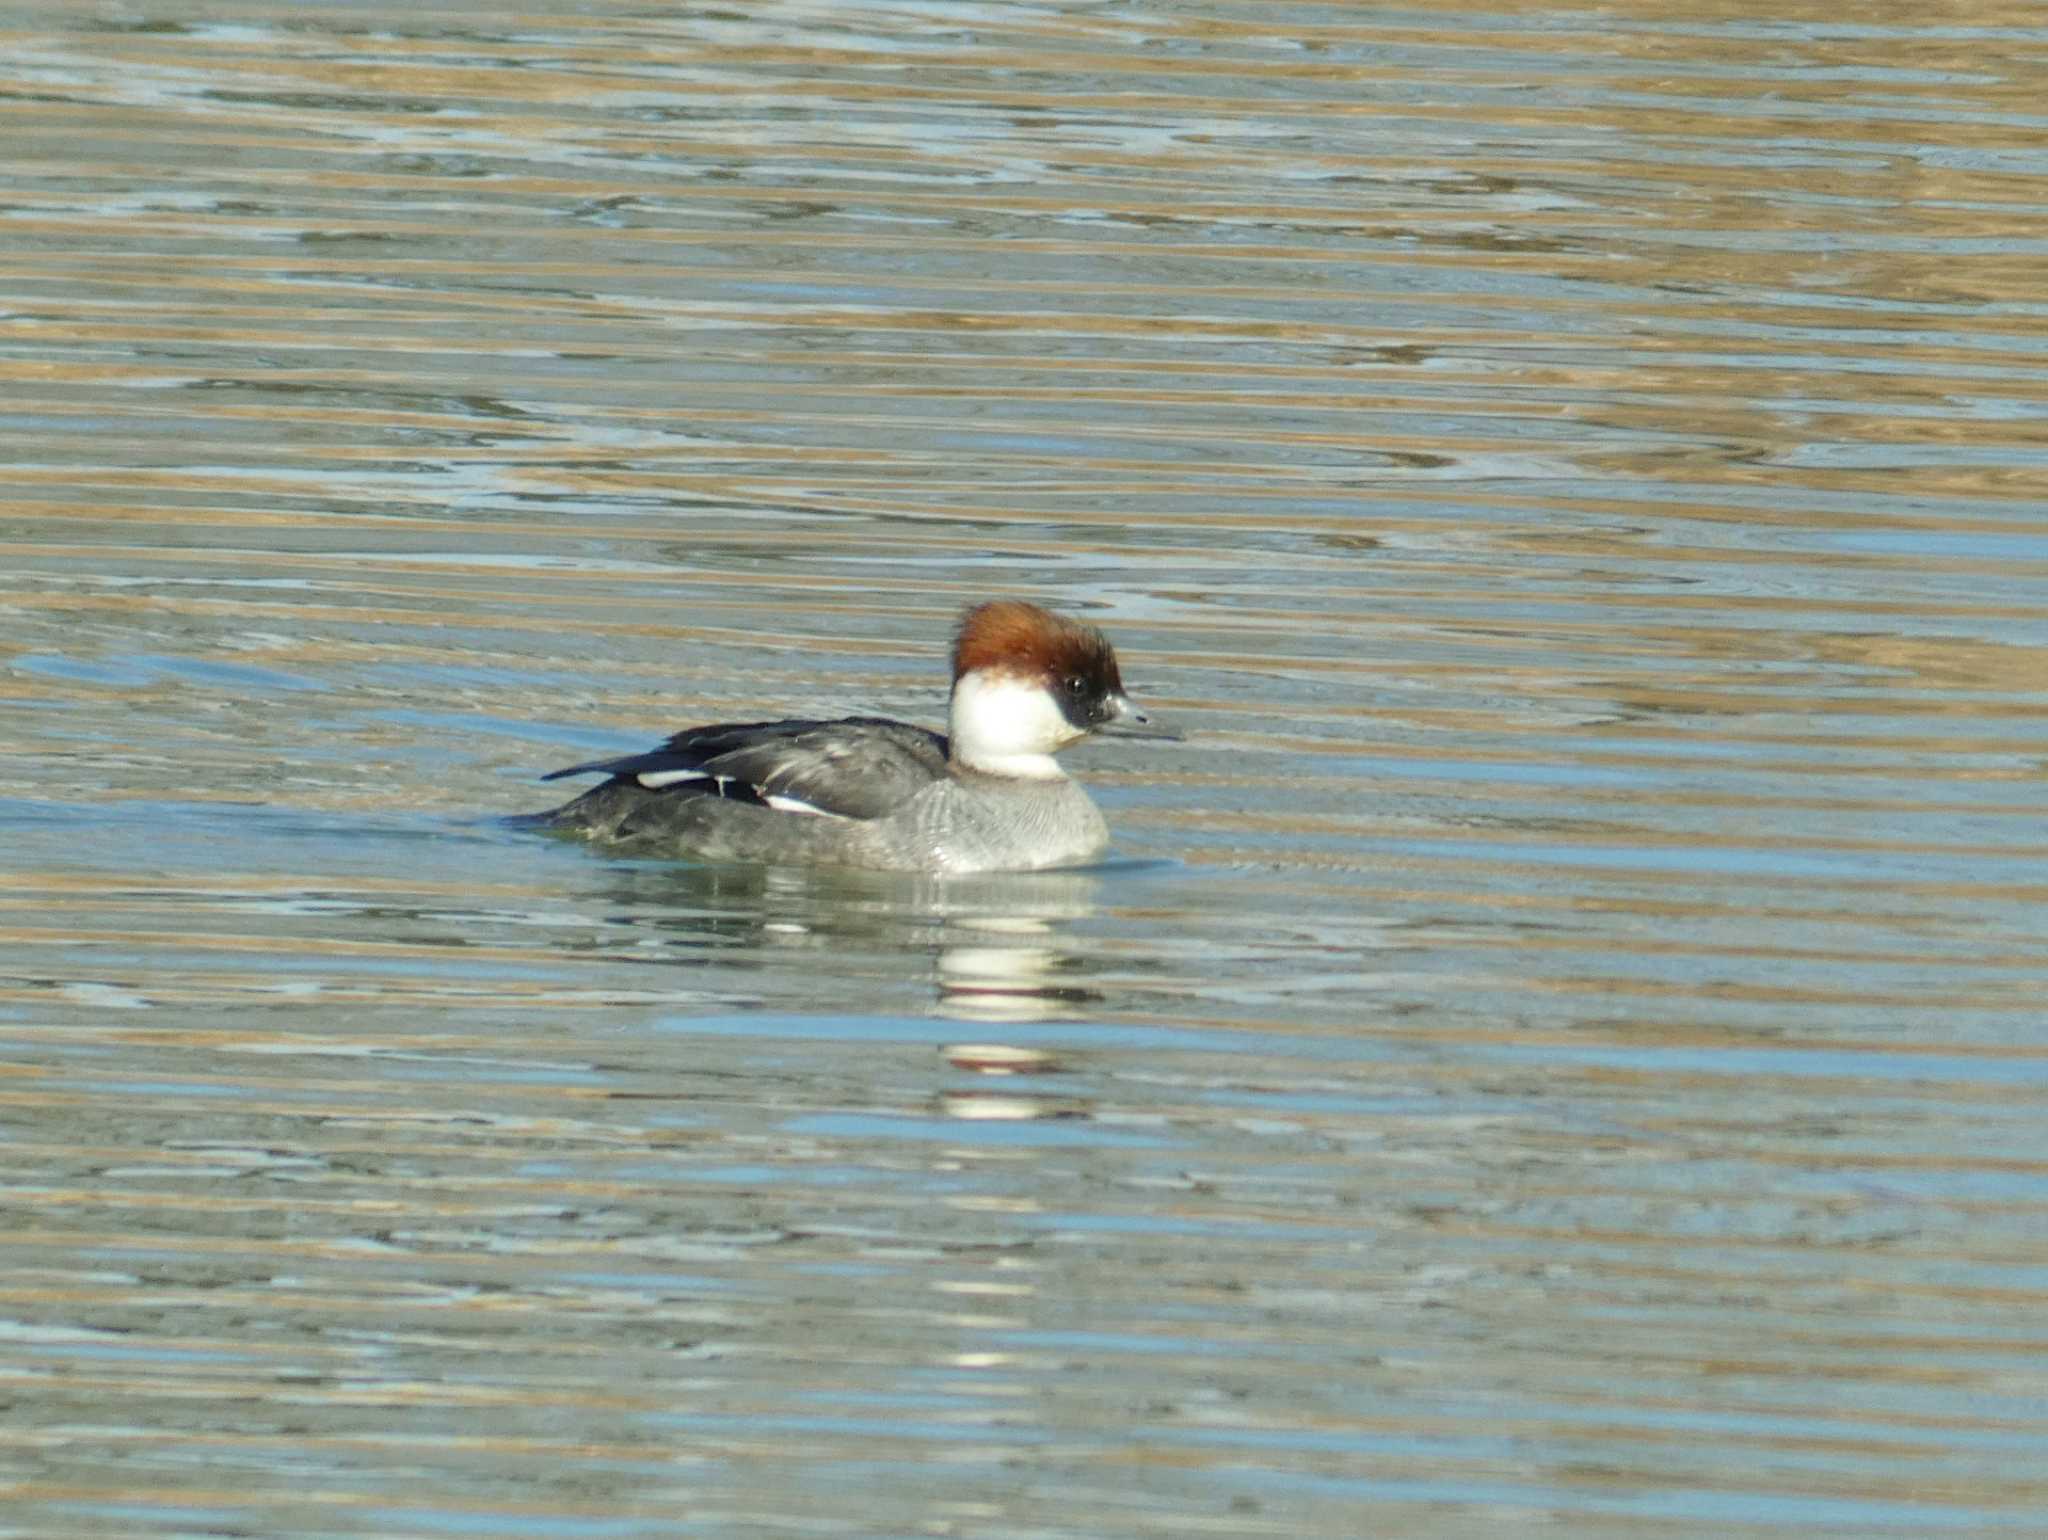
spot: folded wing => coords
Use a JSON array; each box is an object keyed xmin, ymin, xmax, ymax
[{"xmin": 543, "ymin": 717, "xmax": 950, "ymax": 821}]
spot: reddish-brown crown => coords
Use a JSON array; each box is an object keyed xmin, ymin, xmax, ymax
[{"xmin": 951, "ymin": 600, "xmax": 1123, "ymax": 691}]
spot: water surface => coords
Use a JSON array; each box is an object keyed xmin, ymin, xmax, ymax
[{"xmin": 2, "ymin": 2, "xmax": 2045, "ymax": 1535}]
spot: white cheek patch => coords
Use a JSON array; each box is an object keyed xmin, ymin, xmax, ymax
[{"xmin": 949, "ymin": 670, "xmax": 1078, "ymax": 778}]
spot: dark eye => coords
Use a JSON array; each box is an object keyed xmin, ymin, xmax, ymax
[{"xmin": 1064, "ymin": 674, "xmax": 1088, "ymax": 697}]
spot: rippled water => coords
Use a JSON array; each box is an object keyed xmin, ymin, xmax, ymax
[{"xmin": 3, "ymin": 3, "xmax": 2046, "ymax": 1535}]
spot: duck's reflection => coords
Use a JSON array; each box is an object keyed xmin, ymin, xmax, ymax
[
  {"xmin": 566, "ymin": 859, "xmax": 1107, "ymax": 1022},
  {"xmin": 936, "ymin": 901, "xmax": 1100, "ymax": 1022},
  {"xmin": 566, "ymin": 860, "xmax": 1118, "ymax": 1126}
]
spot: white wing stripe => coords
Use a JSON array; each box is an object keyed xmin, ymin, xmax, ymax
[{"xmin": 763, "ymin": 793, "xmax": 845, "ymax": 818}]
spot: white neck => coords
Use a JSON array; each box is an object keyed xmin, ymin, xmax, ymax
[{"xmin": 948, "ymin": 670, "xmax": 1076, "ymax": 780}]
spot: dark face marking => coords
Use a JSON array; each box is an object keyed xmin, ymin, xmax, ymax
[
  {"xmin": 1055, "ymin": 669, "xmax": 1121, "ymax": 731},
  {"xmin": 1055, "ymin": 671, "xmax": 1095, "ymax": 730}
]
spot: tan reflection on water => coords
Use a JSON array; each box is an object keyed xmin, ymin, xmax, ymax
[{"xmin": 2, "ymin": 1, "xmax": 2046, "ymax": 1534}]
